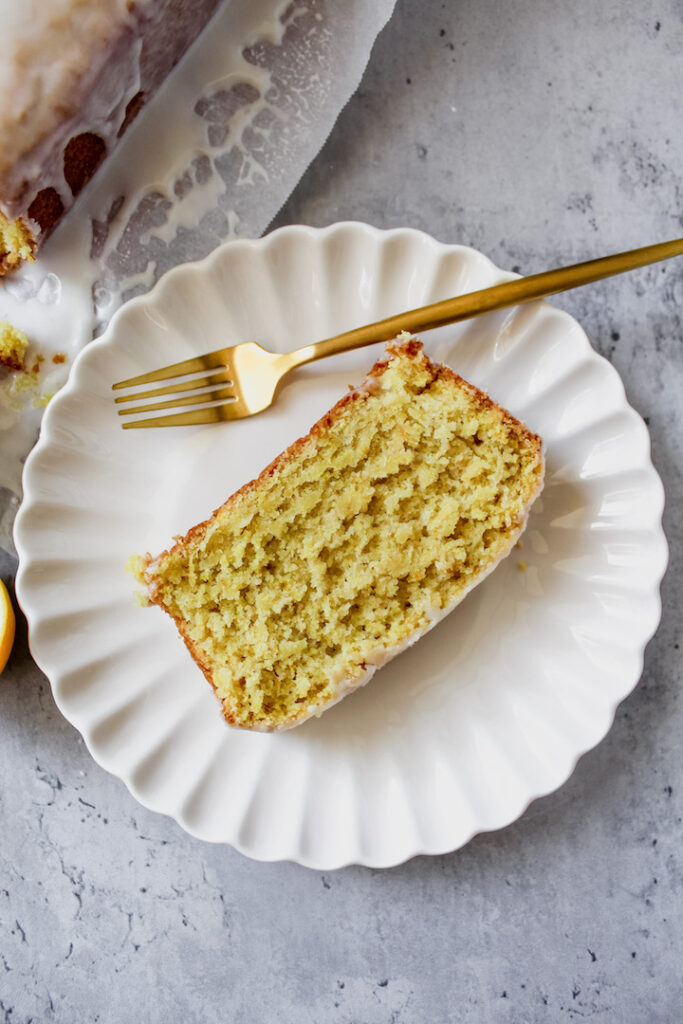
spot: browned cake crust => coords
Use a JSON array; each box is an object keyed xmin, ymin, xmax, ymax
[{"xmin": 0, "ymin": 352, "xmax": 24, "ymax": 372}]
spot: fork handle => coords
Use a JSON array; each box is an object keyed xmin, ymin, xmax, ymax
[{"xmin": 286, "ymin": 237, "xmax": 683, "ymax": 368}]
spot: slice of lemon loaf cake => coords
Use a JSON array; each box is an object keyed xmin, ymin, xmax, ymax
[{"xmin": 138, "ymin": 338, "xmax": 544, "ymax": 731}]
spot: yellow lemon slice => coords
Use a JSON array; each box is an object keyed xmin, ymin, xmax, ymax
[{"xmin": 0, "ymin": 579, "xmax": 15, "ymax": 674}]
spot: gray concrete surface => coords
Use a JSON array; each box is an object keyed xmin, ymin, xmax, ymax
[{"xmin": 2, "ymin": 0, "xmax": 682, "ymax": 1020}]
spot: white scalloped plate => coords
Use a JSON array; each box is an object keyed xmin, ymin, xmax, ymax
[{"xmin": 15, "ymin": 224, "xmax": 667, "ymax": 868}]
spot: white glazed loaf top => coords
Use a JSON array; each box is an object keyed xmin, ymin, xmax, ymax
[{"xmin": 0, "ymin": 0, "xmax": 148, "ymax": 183}]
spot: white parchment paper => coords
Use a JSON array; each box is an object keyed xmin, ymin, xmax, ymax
[{"xmin": 0, "ymin": 0, "xmax": 397, "ymax": 553}]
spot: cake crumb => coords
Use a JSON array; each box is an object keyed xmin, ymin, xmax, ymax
[
  {"xmin": 6, "ymin": 368, "xmax": 41, "ymax": 409},
  {"xmin": 52, "ymin": 352, "xmax": 67, "ymax": 364},
  {"xmin": 33, "ymin": 391, "xmax": 55, "ymax": 409},
  {"xmin": 0, "ymin": 212, "xmax": 35, "ymax": 274},
  {"xmin": 125, "ymin": 555, "xmax": 151, "ymax": 605},
  {"xmin": 125, "ymin": 554, "xmax": 147, "ymax": 582},
  {"xmin": 0, "ymin": 321, "xmax": 29, "ymax": 371},
  {"xmin": 518, "ymin": 560, "xmax": 527, "ymax": 572}
]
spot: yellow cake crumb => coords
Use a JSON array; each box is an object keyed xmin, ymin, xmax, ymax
[
  {"xmin": 0, "ymin": 321, "xmax": 28, "ymax": 371},
  {"xmin": 125, "ymin": 555, "xmax": 151, "ymax": 606},
  {"xmin": 33, "ymin": 391, "xmax": 56, "ymax": 409},
  {"xmin": 140, "ymin": 339, "xmax": 544, "ymax": 731},
  {"xmin": 0, "ymin": 211, "xmax": 35, "ymax": 274}
]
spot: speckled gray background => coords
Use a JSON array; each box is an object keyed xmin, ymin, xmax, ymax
[{"xmin": 2, "ymin": 0, "xmax": 682, "ymax": 1021}]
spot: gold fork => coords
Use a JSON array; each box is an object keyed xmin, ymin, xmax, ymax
[{"xmin": 113, "ymin": 237, "xmax": 683, "ymax": 428}]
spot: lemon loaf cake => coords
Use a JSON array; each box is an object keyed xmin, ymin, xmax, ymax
[
  {"xmin": 0, "ymin": 0, "xmax": 224, "ymax": 274},
  {"xmin": 138, "ymin": 338, "xmax": 544, "ymax": 731}
]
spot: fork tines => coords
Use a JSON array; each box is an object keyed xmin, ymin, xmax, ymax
[{"xmin": 113, "ymin": 349, "xmax": 241, "ymax": 428}]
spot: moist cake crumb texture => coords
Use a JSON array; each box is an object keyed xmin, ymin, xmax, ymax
[
  {"xmin": 139, "ymin": 339, "xmax": 544, "ymax": 731},
  {"xmin": 0, "ymin": 321, "xmax": 29, "ymax": 371},
  {"xmin": 0, "ymin": 213, "xmax": 35, "ymax": 275}
]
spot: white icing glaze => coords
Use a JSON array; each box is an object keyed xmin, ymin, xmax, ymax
[{"xmin": 0, "ymin": 1, "xmax": 144, "ymax": 184}]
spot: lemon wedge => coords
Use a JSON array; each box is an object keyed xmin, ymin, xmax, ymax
[{"xmin": 0, "ymin": 579, "xmax": 15, "ymax": 674}]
